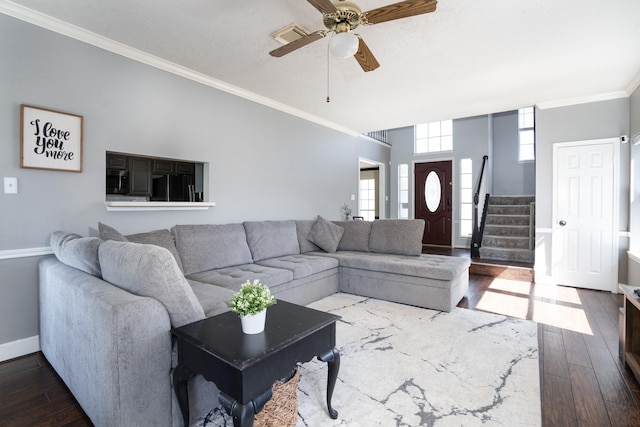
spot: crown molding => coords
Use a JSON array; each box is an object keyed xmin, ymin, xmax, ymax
[
  {"xmin": 0, "ymin": 1, "xmax": 360, "ymax": 137},
  {"xmin": 626, "ymin": 70, "xmax": 640, "ymax": 96},
  {"xmin": 536, "ymin": 90, "xmax": 629, "ymax": 110}
]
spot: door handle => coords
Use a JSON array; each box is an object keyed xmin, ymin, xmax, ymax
[{"xmin": 559, "ymin": 220, "xmax": 566, "ymax": 226}]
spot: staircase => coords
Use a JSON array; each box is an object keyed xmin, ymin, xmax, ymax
[{"xmin": 478, "ymin": 195, "xmax": 535, "ymax": 264}]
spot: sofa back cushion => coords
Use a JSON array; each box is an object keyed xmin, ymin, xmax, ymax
[
  {"xmin": 244, "ymin": 220, "xmax": 300, "ymax": 262},
  {"xmin": 334, "ymin": 221, "xmax": 372, "ymax": 252},
  {"xmin": 98, "ymin": 240, "xmax": 205, "ymax": 328},
  {"xmin": 98, "ymin": 222, "xmax": 184, "ymax": 273},
  {"xmin": 369, "ymin": 219, "xmax": 425, "ymax": 256},
  {"xmin": 50, "ymin": 231, "xmax": 102, "ymax": 277},
  {"xmin": 173, "ymin": 224, "xmax": 253, "ymax": 275}
]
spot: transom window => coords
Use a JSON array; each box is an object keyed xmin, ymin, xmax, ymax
[
  {"xmin": 415, "ymin": 120, "xmax": 453, "ymax": 154},
  {"xmin": 518, "ymin": 107, "xmax": 535, "ymax": 161}
]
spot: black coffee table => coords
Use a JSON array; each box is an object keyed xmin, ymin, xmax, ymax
[{"xmin": 171, "ymin": 300, "xmax": 341, "ymax": 427}]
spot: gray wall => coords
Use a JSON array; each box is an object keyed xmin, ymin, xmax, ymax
[
  {"xmin": 492, "ymin": 111, "xmax": 536, "ymax": 195},
  {"xmin": 534, "ymin": 98, "xmax": 630, "ymax": 283},
  {"xmin": 0, "ymin": 15, "xmax": 390, "ymax": 349},
  {"xmin": 628, "ymin": 85, "xmax": 640, "ymax": 285}
]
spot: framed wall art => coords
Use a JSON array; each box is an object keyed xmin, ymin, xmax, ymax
[{"xmin": 20, "ymin": 104, "xmax": 83, "ymax": 172}]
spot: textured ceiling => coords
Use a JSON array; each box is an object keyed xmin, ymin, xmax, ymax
[{"xmin": 3, "ymin": 0, "xmax": 640, "ymax": 134}]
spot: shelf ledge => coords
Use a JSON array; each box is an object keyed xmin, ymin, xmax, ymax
[{"xmin": 105, "ymin": 201, "xmax": 216, "ymax": 211}]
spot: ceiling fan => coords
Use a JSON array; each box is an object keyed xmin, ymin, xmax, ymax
[{"xmin": 269, "ymin": 0, "xmax": 438, "ymax": 72}]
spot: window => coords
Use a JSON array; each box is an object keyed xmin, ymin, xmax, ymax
[
  {"xmin": 359, "ymin": 178, "xmax": 376, "ymax": 221},
  {"xmin": 398, "ymin": 164, "xmax": 409, "ymax": 219},
  {"xmin": 518, "ymin": 107, "xmax": 535, "ymax": 161},
  {"xmin": 460, "ymin": 158, "xmax": 473, "ymax": 237},
  {"xmin": 415, "ymin": 120, "xmax": 453, "ymax": 154}
]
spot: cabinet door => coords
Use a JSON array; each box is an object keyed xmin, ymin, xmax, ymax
[
  {"xmin": 129, "ymin": 158, "xmax": 151, "ymax": 196},
  {"xmin": 106, "ymin": 154, "xmax": 128, "ymax": 170},
  {"xmin": 175, "ymin": 162, "xmax": 195, "ymax": 175},
  {"xmin": 153, "ymin": 159, "xmax": 174, "ymax": 174}
]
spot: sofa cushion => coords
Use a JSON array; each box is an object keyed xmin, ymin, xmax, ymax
[
  {"xmin": 334, "ymin": 221, "xmax": 372, "ymax": 252},
  {"xmin": 256, "ymin": 254, "xmax": 339, "ymax": 279},
  {"xmin": 98, "ymin": 222, "xmax": 184, "ymax": 272},
  {"xmin": 50, "ymin": 231, "xmax": 102, "ymax": 277},
  {"xmin": 295, "ymin": 220, "xmax": 321, "ymax": 253},
  {"xmin": 186, "ymin": 263, "xmax": 293, "ymax": 292},
  {"xmin": 174, "ymin": 224, "xmax": 253, "ymax": 276},
  {"xmin": 98, "ymin": 240, "xmax": 205, "ymax": 328},
  {"xmin": 369, "ymin": 219, "xmax": 425, "ymax": 256},
  {"xmin": 314, "ymin": 251, "xmax": 470, "ymax": 281},
  {"xmin": 244, "ymin": 220, "xmax": 300, "ymax": 262},
  {"xmin": 187, "ymin": 280, "xmax": 236, "ymax": 318},
  {"xmin": 307, "ymin": 215, "xmax": 344, "ymax": 253}
]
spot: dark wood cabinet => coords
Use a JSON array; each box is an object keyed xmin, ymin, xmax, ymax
[
  {"xmin": 175, "ymin": 162, "xmax": 195, "ymax": 175},
  {"xmin": 621, "ymin": 284, "xmax": 640, "ymax": 384},
  {"xmin": 153, "ymin": 159, "xmax": 174, "ymax": 174},
  {"xmin": 128, "ymin": 157, "xmax": 151, "ymax": 196},
  {"xmin": 106, "ymin": 154, "xmax": 128, "ymax": 170},
  {"xmin": 106, "ymin": 151, "xmax": 202, "ymax": 200}
]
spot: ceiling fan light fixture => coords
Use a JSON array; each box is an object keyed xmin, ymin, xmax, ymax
[{"xmin": 329, "ymin": 32, "xmax": 359, "ymax": 58}]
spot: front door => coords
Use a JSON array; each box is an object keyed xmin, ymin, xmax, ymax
[
  {"xmin": 415, "ymin": 161, "xmax": 452, "ymax": 246},
  {"xmin": 552, "ymin": 138, "xmax": 619, "ymax": 291}
]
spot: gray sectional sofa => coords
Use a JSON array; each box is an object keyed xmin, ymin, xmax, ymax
[{"xmin": 39, "ymin": 217, "xmax": 470, "ymax": 427}]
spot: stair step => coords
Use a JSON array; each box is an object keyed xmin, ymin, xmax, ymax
[
  {"xmin": 489, "ymin": 196, "xmax": 535, "ymax": 205},
  {"xmin": 484, "ymin": 224, "xmax": 530, "ymax": 237},
  {"xmin": 486, "ymin": 214, "xmax": 531, "ymax": 226},
  {"xmin": 482, "ymin": 235, "xmax": 531, "ymax": 250},
  {"xmin": 488, "ymin": 205, "xmax": 531, "ymax": 215},
  {"xmin": 479, "ymin": 247, "xmax": 534, "ymax": 263}
]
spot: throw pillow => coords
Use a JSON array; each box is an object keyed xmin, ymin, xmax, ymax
[
  {"xmin": 50, "ymin": 231, "xmax": 102, "ymax": 277},
  {"xmin": 98, "ymin": 222, "xmax": 127, "ymax": 241},
  {"xmin": 307, "ymin": 215, "xmax": 344, "ymax": 253},
  {"xmin": 295, "ymin": 220, "xmax": 322, "ymax": 253}
]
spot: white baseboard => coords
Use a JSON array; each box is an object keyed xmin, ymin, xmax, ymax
[{"xmin": 0, "ymin": 335, "xmax": 40, "ymax": 362}]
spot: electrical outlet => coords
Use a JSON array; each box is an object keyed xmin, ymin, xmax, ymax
[{"xmin": 4, "ymin": 177, "xmax": 18, "ymax": 194}]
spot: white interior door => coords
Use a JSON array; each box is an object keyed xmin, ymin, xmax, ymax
[{"xmin": 552, "ymin": 138, "xmax": 619, "ymax": 291}]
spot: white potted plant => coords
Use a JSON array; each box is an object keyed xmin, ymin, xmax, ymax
[{"xmin": 229, "ymin": 280, "xmax": 277, "ymax": 334}]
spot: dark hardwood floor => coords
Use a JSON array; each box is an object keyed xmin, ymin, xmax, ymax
[{"xmin": 2, "ymin": 250, "xmax": 640, "ymax": 426}]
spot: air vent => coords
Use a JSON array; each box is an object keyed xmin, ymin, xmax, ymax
[{"xmin": 271, "ymin": 24, "xmax": 310, "ymax": 45}]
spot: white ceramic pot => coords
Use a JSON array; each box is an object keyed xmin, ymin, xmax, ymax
[{"xmin": 240, "ymin": 309, "xmax": 267, "ymax": 334}]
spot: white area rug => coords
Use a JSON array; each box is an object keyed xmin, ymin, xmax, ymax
[{"xmin": 196, "ymin": 293, "xmax": 541, "ymax": 427}]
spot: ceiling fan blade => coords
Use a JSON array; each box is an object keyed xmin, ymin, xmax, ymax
[
  {"xmin": 307, "ymin": 0, "xmax": 338, "ymax": 14},
  {"xmin": 354, "ymin": 36, "xmax": 380, "ymax": 72},
  {"xmin": 365, "ymin": 0, "xmax": 437, "ymax": 25},
  {"xmin": 269, "ymin": 31, "xmax": 326, "ymax": 57}
]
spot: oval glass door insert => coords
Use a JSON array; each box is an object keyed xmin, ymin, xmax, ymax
[{"xmin": 425, "ymin": 171, "xmax": 441, "ymax": 212}]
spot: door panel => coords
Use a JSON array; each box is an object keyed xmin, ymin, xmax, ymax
[
  {"xmin": 415, "ymin": 161, "xmax": 452, "ymax": 246},
  {"xmin": 553, "ymin": 141, "xmax": 616, "ymax": 291}
]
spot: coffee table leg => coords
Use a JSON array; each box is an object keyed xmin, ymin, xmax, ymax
[
  {"xmin": 173, "ymin": 364, "xmax": 195, "ymax": 426},
  {"xmin": 219, "ymin": 388, "xmax": 273, "ymax": 427},
  {"xmin": 318, "ymin": 347, "xmax": 340, "ymax": 419}
]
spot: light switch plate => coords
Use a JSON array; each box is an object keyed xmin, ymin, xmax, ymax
[{"xmin": 4, "ymin": 177, "xmax": 17, "ymax": 194}]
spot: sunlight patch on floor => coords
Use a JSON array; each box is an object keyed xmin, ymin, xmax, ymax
[
  {"xmin": 531, "ymin": 298, "xmax": 593, "ymax": 335},
  {"xmin": 474, "ymin": 278, "xmax": 594, "ymax": 335},
  {"xmin": 532, "ymin": 283, "xmax": 583, "ymax": 305},
  {"xmin": 476, "ymin": 288, "xmax": 530, "ymax": 319}
]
